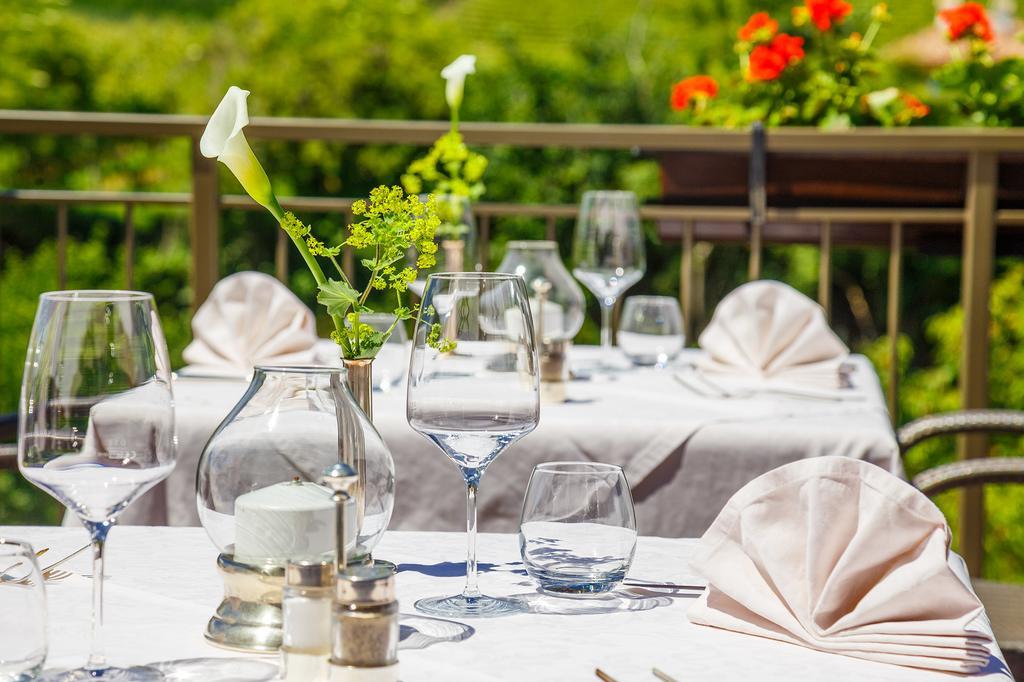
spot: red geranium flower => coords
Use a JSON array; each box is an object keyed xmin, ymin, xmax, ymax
[
  {"xmin": 747, "ymin": 34, "xmax": 805, "ymax": 82},
  {"xmin": 738, "ymin": 12, "xmax": 778, "ymax": 42},
  {"xmin": 670, "ymin": 75, "xmax": 719, "ymax": 110},
  {"xmin": 805, "ymin": 0, "xmax": 853, "ymax": 31},
  {"xmin": 901, "ymin": 93, "xmax": 930, "ymax": 119},
  {"xmin": 938, "ymin": 2, "xmax": 994, "ymax": 42}
]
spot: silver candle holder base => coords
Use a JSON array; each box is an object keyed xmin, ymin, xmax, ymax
[{"xmin": 205, "ymin": 552, "xmax": 286, "ymax": 653}]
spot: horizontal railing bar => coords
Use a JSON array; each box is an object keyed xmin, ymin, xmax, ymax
[
  {"xmin": 2, "ymin": 189, "xmax": 971, "ymax": 225},
  {"xmin": 3, "ymin": 110, "xmax": 1024, "ymax": 153}
]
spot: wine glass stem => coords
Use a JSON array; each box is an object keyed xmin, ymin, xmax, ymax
[
  {"xmin": 600, "ymin": 298, "xmax": 616, "ymax": 360},
  {"xmin": 87, "ymin": 530, "xmax": 108, "ymax": 671},
  {"xmin": 463, "ymin": 481, "xmax": 481, "ymax": 599}
]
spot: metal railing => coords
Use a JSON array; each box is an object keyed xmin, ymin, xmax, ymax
[{"xmin": 2, "ymin": 109, "xmax": 1024, "ymax": 574}]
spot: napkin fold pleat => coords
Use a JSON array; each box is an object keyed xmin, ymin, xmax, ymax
[
  {"xmin": 688, "ymin": 456, "xmax": 994, "ymax": 673},
  {"xmin": 182, "ymin": 271, "xmax": 318, "ymax": 376},
  {"xmin": 698, "ymin": 281, "xmax": 849, "ymax": 388}
]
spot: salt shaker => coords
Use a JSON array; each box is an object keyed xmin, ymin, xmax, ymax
[
  {"xmin": 329, "ymin": 565, "xmax": 399, "ymax": 682},
  {"xmin": 281, "ymin": 560, "xmax": 335, "ymax": 682}
]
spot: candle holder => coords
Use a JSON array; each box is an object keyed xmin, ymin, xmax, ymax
[
  {"xmin": 205, "ymin": 552, "xmax": 286, "ymax": 652},
  {"xmin": 498, "ymin": 240, "xmax": 585, "ymax": 402},
  {"xmin": 196, "ymin": 366, "xmax": 395, "ymax": 652}
]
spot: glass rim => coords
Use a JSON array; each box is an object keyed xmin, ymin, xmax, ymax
[
  {"xmin": 624, "ymin": 295, "xmax": 679, "ymax": 304},
  {"xmin": 426, "ymin": 272, "xmax": 521, "ymax": 281},
  {"xmin": 506, "ymin": 240, "xmax": 558, "ymax": 251},
  {"xmin": 253, "ymin": 364, "xmax": 348, "ymax": 375},
  {"xmin": 581, "ymin": 190, "xmax": 637, "ymax": 199},
  {"xmin": 533, "ymin": 461, "xmax": 624, "ymax": 475},
  {"xmin": 0, "ymin": 537, "xmax": 37, "ymax": 554},
  {"xmin": 40, "ymin": 290, "xmax": 154, "ymax": 303}
]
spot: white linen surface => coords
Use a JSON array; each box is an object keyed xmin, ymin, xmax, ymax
[
  {"xmin": 3, "ymin": 526, "xmax": 1007, "ymax": 682},
  {"xmin": 688, "ymin": 457, "xmax": 991, "ymax": 673},
  {"xmin": 698, "ymin": 280, "xmax": 850, "ymax": 388},
  {"xmin": 118, "ymin": 347, "xmax": 900, "ymax": 539},
  {"xmin": 181, "ymin": 271, "xmax": 318, "ymax": 377}
]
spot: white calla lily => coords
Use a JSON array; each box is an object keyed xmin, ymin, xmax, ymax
[
  {"xmin": 441, "ymin": 54, "xmax": 476, "ymax": 112},
  {"xmin": 201, "ymin": 86, "xmax": 282, "ymax": 218}
]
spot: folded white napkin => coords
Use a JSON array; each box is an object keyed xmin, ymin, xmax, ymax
[
  {"xmin": 698, "ymin": 280, "xmax": 849, "ymax": 388},
  {"xmin": 182, "ymin": 271, "xmax": 318, "ymax": 377},
  {"xmin": 687, "ymin": 456, "xmax": 993, "ymax": 673}
]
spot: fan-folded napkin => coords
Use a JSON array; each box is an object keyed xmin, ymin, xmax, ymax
[
  {"xmin": 182, "ymin": 271, "xmax": 318, "ymax": 376},
  {"xmin": 698, "ymin": 280, "xmax": 849, "ymax": 388},
  {"xmin": 687, "ymin": 456, "xmax": 993, "ymax": 673}
]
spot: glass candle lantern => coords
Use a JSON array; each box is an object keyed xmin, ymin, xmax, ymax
[
  {"xmin": 196, "ymin": 365, "xmax": 395, "ymax": 652},
  {"xmin": 497, "ymin": 240, "xmax": 585, "ymax": 344}
]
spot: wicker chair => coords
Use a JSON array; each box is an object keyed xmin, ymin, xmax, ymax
[{"xmin": 897, "ymin": 409, "xmax": 1024, "ymax": 674}]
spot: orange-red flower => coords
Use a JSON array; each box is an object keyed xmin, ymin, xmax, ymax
[
  {"xmin": 670, "ymin": 76, "xmax": 719, "ymax": 110},
  {"xmin": 748, "ymin": 34, "xmax": 805, "ymax": 82},
  {"xmin": 738, "ymin": 12, "xmax": 778, "ymax": 42},
  {"xmin": 901, "ymin": 93, "xmax": 930, "ymax": 119},
  {"xmin": 804, "ymin": 0, "xmax": 853, "ymax": 31},
  {"xmin": 938, "ymin": 2, "xmax": 994, "ymax": 42}
]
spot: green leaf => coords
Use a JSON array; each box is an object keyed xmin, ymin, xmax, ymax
[{"xmin": 317, "ymin": 278, "xmax": 360, "ymax": 317}]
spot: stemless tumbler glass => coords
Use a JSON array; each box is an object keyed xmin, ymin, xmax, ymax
[
  {"xmin": 617, "ymin": 296, "xmax": 685, "ymax": 368},
  {"xmin": 0, "ymin": 539, "xmax": 47, "ymax": 681},
  {"xmin": 519, "ymin": 462, "xmax": 637, "ymax": 596},
  {"xmin": 407, "ymin": 273, "xmax": 540, "ymax": 617},
  {"xmin": 19, "ymin": 291, "xmax": 175, "ymax": 681}
]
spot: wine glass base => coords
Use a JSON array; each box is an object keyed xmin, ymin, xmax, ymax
[
  {"xmin": 40, "ymin": 666, "xmax": 163, "ymax": 681},
  {"xmin": 415, "ymin": 593, "xmax": 524, "ymax": 618}
]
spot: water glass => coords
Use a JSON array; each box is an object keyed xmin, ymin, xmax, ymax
[
  {"xmin": 0, "ymin": 539, "xmax": 47, "ymax": 681},
  {"xmin": 519, "ymin": 462, "xmax": 637, "ymax": 596},
  {"xmin": 618, "ymin": 296, "xmax": 685, "ymax": 368}
]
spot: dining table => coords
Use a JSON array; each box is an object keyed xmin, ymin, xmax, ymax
[
  {"xmin": 3, "ymin": 525, "xmax": 1009, "ymax": 682},
  {"xmin": 117, "ymin": 345, "xmax": 902, "ymax": 538}
]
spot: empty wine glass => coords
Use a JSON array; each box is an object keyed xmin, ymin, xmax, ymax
[
  {"xmin": 519, "ymin": 462, "xmax": 637, "ymax": 596},
  {"xmin": 572, "ymin": 190, "xmax": 646, "ymax": 370},
  {"xmin": 407, "ymin": 273, "xmax": 540, "ymax": 617},
  {"xmin": 0, "ymin": 539, "xmax": 47, "ymax": 681},
  {"xmin": 360, "ymin": 312, "xmax": 409, "ymax": 393},
  {"xmin": 19, "ymin": 291, "xmax": 175, "ymax": 681},
  {"xmin": 618, "ymin": 296, "xmax": 685, "ymax": 368}
]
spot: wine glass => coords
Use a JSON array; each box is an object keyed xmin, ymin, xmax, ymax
[
  {"xmin": 572, "ymin": 191, "xmax": 647, "ymax": 370},
  {"xmin": 18, "ymin": 291, "xmax": 175, "ymax": 681},
  {"xmin": 407, "ymin": 273, "xmax": 540, "ymax": 617}
]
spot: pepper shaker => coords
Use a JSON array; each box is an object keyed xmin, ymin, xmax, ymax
[
  {"xmin": 281, "ymin": 560, "xmax": 335, "ymax": 682},
  {"xmin": 322, "ymin": 462, "xmax": 359, "ymax": 572},
  {"xmin": 329, "ymin": 565, "xmax": 399, "ymax": 682}
]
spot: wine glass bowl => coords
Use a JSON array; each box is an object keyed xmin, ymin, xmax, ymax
[
  {"xmin": 407, "ymin": 273, "xmax": 540, "ymax": 617},
  {"xmin": 572, "ymin": 191, "xmax": 647, "ymax": 368},
  {"xmin": 18, "ymin": 290, "xmax": 175, "ymax": 680}
]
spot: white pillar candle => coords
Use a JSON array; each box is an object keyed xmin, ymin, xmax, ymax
[{"xmin": 234, "ymin": 480, "xmax": 337, "ymax": 564}]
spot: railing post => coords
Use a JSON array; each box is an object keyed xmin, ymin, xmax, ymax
[
  {"xmin": 959, "ymin": 150, "xmax": 997, "ymax": 577},
  {"xmin": 887, "ymin": 222, "xmax": 902, "ymax": 425},
  {"xmin": 124, "ymin": 203, "xmax": 135, "ymax": 289},
  {"xmin": 680, "ymin": 220, "xmax": 694, "ymax": 344},
  {"xmin": 748, "ymin": 122, "xmax": 766, "ymax": 281},
  {"xmin": 190, "ymin": 137, "xmax": 219, "ymax": 309},
  {"xmin": 56, "ymin": 203, "xmax": 68, "ymax": 289},
  {"xmin": 818, "ymin": 220, "xmax": 832, "ymax": 320}
]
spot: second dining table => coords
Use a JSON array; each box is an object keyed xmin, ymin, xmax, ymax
[{"xmin": 119, "ymin": 345, "xmax": 901, "ymax": 537}]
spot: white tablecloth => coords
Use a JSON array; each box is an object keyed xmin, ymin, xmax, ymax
[
  {"xmin": 120, "ymin": 347, "xmax": 901, "ymax": 537},
  {"xmin": 2, "ymin": 526, "xmax": 1008, "ymax": 681}
]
